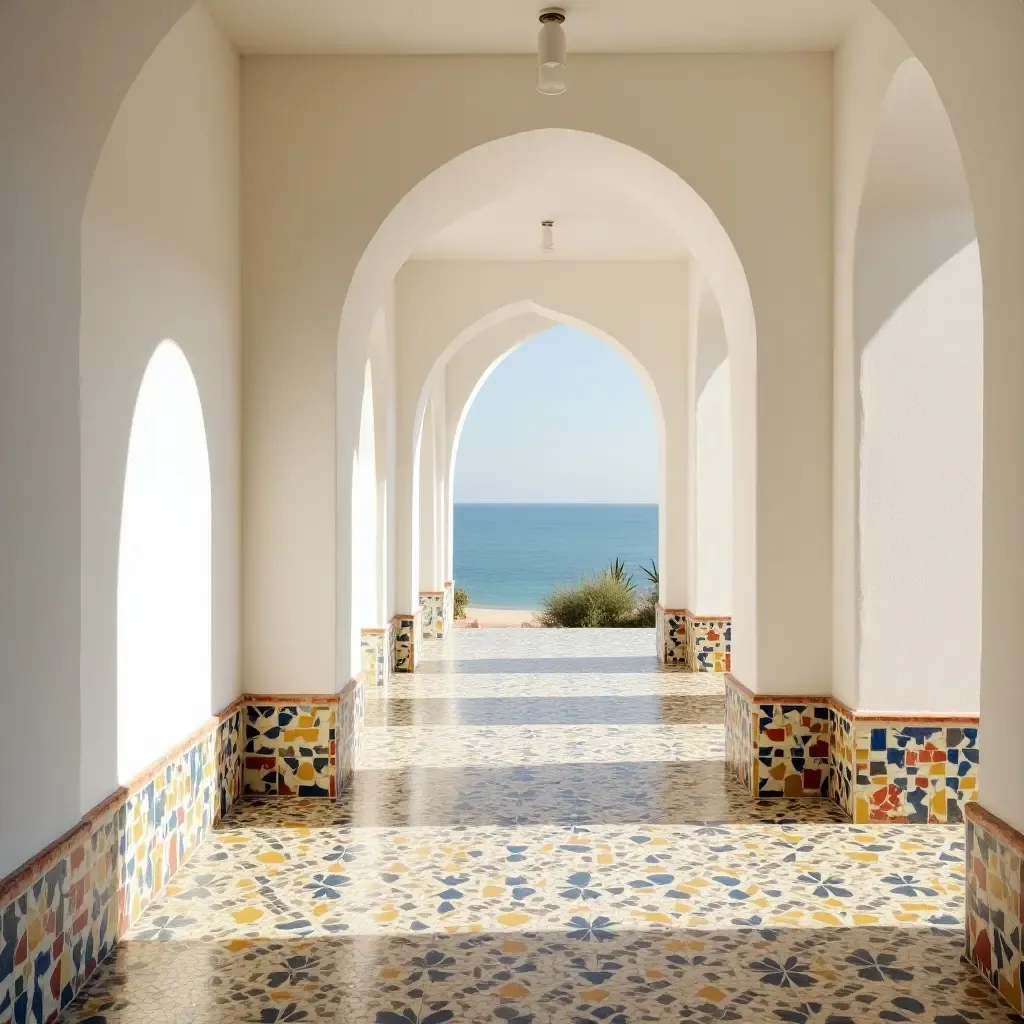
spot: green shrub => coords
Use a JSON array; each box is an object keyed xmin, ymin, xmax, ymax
[
  {"xmin": 539, "ymin": 572, "xmax": 640, "ymax": 628},
  {"xmin": 453, "ymin": 588, "xmax": 469, "ymax": 619},
  {"xmin": 538, "ymin": 558, "xmax": 658, "ymax": 628}
]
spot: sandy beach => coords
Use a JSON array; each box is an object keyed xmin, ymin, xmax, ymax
[{"xmin": 460, "ymin": 607, "xmax": 539, "ymax": 628}]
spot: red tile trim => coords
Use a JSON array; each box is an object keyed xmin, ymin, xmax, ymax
[
  {"xmin": 361, "ymin": 626, "xmax": 389, "ymax": 634},
  {"xmin": 419, "ymin": 591, "xmax": 445, "ymax": 596},
  {"xmin": 217, "ymin": 694, "xmax": 245, "ymax": 722},
  {"xmin": 244, "ymin": 693, "xmax": 341, "ymax": 705},
  {"xmin": 723, "ymin": 673, "xmax": 979, "ymax": 724},
  {"xmin": 657, "ymin": 605, "xmax": 732, "ymax": 619},
  {"xmin": 966, "ymin": 801, "xmax": 1024, "ymax": 853},
  {"xmin": 0, "ymin": 693, "xmax": 249, "ymax": 906},
  {"xmin": 0, "ymin": 819, "xmax": 92, "ymax": 906}
]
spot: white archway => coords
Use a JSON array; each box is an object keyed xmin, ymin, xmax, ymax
[
  {"xmin": 414, "ymin": 299, "xmax": 668, "ymax": 616},
  {"xmin": 853, "ymin": 58, "xmax": 981, "ymax": 715},
  {"xmin": 335, "ymin": 128, "xmax": 759, "ymax": 682},
  {"xmin": 117, "ymin": 341, "xmax": 211, "ymax": 783}
]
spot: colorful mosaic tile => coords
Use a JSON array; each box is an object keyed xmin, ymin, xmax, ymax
[
  {"xmin": 854, "ymin": 721, "xmax": 979, "ymax": 824},
  {"xmin": 655, "ymin": 606, "xmax": 732, "ymax": 671},
  {"xmin": 392, "ymin": 610, "xmax": 421, "ymax": 673},
  {"xmin": 724, "ymin": 678, "xmax": 980, "ymax": 823},
  {"xmin": 52, "ymin": 631, "xmax": 1019, "ymax": 1024},
  {"xmin": 655, "ymin": 604, "xmax": 687, "ymax": 665},
  {"xmin": 244, "ymin": 700, "xmax": 339, "ymax": 799},
  {"xmin": 419, "ymin": 591, "xmax": 447, "ymax": 640},
  {"xmin": 724, "ymin": 679, "xmax": 755, "ymax": 795},
  {"xmin": 0, "ymin": 709, "xmax": 228, "ymax": 1024},
  {"xmin": 755, "ymin": 701, "xmax": 831, "ymax": 797},
  {"xmin": 216, "ymin": 706, "xmax": 243, "ymax": 821},
  {"xmin": 829, "ymin": 703, "xmax": 855, "ymax": 817},
  {"xmin": 337, "ymin": 677, "xmax": 363, "ymax": 791},
  {"xmin": 443, "ymin": 579, "xmax": 455, "ymax": 633},
  {"xmin": 688, "ymin": 614, "xmax": 731, "ymax": 672},
  {"xmin": 967, "ymin": 804, "xmax": 1024, "ymax": 1013},
  {"xmin": 360, "ymin": 624, "xmax": 392, "ymax": 690}
]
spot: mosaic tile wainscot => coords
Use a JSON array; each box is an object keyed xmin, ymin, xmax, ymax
[
  {"xmin": 655, "ymin": 606, "xmax": 731, "ymax": 671},
  {"xmin": 443, "ymin": 579, "xmax": 455, "ymax": 633},
  {"xmin": 0, "ymin": 698, "xmax": 243, "ymax": 1024},
  {"xmin": 724, "ymin": 675, "xmax": 980, "ymax": 823},
  {"xmin": 244, "ymin": 696, "xmax": 340, "ymax": 798},
  {"xmin": 392, "ymin": 610, "xmax": 421, "ymax": 673},
  {"xmin": 360, "ymin": 624, "xmax": 392, "ymax": 690},
  {"xmin": 966, "ymin": 802, "xmax": 1024, "ymax": 1013},
  {"xmin": 655, "ymin": 604, "xmax": 687, "ymax": 665},
  {"xmin": 419, "ymin": 591, "xmax": 447, "ymax": 640}
]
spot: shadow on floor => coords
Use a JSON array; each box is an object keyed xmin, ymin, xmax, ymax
[
  {"xmin": 64, "ymin": 924, "xmax": 1020, "ymax": 1023},
  {"xmin": 238, "ymin": 763, "xmax": 847, "ymax": 829},
  {"xmin": 363, "ymin": 694, "xmax": 725, "ymax": 727},
  {"xmin": 417, "ymin": 656, "xmax": 663, "ymax": 675}
]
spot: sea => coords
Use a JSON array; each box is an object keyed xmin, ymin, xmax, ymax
[{"xmin": 453, "ymin": 503, "xmax": 658, "ymax": 610}]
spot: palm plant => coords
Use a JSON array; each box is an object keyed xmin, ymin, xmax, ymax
[
  {"xmin": 638, "ymin": 559, "xmax": 659, "ymax": 590},
  {"xmin": 608, "ymin": 557, "xmax": 636, "ymax": 592}
]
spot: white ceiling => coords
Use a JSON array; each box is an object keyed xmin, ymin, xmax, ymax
[
  {"xmin": 412, "ymin": 181, "xmax": 689, "ymax": 262},
  {"xmin": 203, "ymin": 0, "xmax": 862, "ymax": 55}
]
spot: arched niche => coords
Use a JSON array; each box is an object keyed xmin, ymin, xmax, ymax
[
  {"xmin": 117, "ymin": 340, "xmax": 212, "ymax": 783},
  {"xmin": 854, "ymin": 58, "xmax": 982, "ymax": 714}
]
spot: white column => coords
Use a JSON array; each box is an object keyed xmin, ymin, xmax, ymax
[
  {"xmin": 688, "ymin": 286, "xmax": 732, "ymax": 614},
  {"xmin": 417, "ymin": 399, "xmax": 440, "ymax": 592}
]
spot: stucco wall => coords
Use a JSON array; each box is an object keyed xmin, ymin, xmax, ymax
[
  {"xmin": 78, "ymin": 6, "xmax": 241, "ymax": 810},
  {"xmin": 0, "ymin": 0, "xmax": 192, "ymax": 879}
]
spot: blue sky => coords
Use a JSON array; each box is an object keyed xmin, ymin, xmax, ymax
[{"xmin": 453, "ymin": 326, "xmax": 658, "ymax": 503}]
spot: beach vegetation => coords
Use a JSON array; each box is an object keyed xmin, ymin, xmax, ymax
[
  {"xmin": 538, "ymin": 560, "xmax": 657, "ymax": 628},
  {"xmin": 453, "ymin": 588, "xmax": 469, "ymax": 619}
]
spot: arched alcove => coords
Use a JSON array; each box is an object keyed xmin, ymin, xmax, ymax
[
  {"xmin": 854, "ymin": 58, "xmax": 982, "ymax": 714},
  {"xmin": 335, "ymin": 128, "xmax": 759, "ymax": 682},
  {"xmin": 117, "ymin": 340, "xmax": 211, "ymax": 783}
]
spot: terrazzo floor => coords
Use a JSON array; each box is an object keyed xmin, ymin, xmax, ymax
[{"xmin": 66, "ymin": 630, "xmax": 1020, "ymax": 1023}]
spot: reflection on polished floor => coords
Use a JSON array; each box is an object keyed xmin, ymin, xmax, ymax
[{"xmin": 66, "ymin": 630, "xmax": 1019, "ymax": 1023}]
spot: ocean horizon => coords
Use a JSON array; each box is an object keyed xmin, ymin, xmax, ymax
[{"xmin": 453, "ymin": 502, "xmax": 658, "ymax": 610}]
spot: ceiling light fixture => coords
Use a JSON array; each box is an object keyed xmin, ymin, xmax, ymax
[
  {"xmin": 541, "ymin": 220, "xmax": 555, "ymax": 257},
  {"xmin": 537, "ymin": 8, "xmax": 567, "ymax": 96}
]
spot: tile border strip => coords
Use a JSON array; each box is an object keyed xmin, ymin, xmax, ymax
[
  {"xmin": 0, "ymin": 698, "xmax": 244, "ymax": 908},
  {"xmin": 723, "ymin": 674, "xmax": 981, "ymax": 725},
  {"xmin": 0, "ymin": 686, "xmax": 362, "ymax": 904}
]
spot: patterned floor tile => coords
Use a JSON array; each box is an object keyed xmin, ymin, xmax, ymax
[{"xmin": 63, "ymin": 630, "xmax": 1022, "ymax": 1023}]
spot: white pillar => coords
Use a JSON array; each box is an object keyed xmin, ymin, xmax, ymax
[
  {"xmin": 688, "ymin": 286, "xmax": 732, "ymax": 614},
  {"xmin": 417, "ymin": 398, "xmax": 441, "ymax": 592}
]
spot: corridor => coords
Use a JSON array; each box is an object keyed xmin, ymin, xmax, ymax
[{"xmin": 65, "ymin": 631, "xmax": 1016, "ymax": 1023}]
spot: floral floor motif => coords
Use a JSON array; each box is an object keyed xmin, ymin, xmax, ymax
[{"xmin": 63, "ymin": 630, "xmax": 1020, "ymax": 1023}]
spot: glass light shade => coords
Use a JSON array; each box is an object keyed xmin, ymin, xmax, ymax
[
  {"xmin": 537, "ymin": 18, "xmax": 566, "ymax": 95},
  {"xmin": 537, "ymin": 62, "xmax": 566, "ymax": 96}
]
